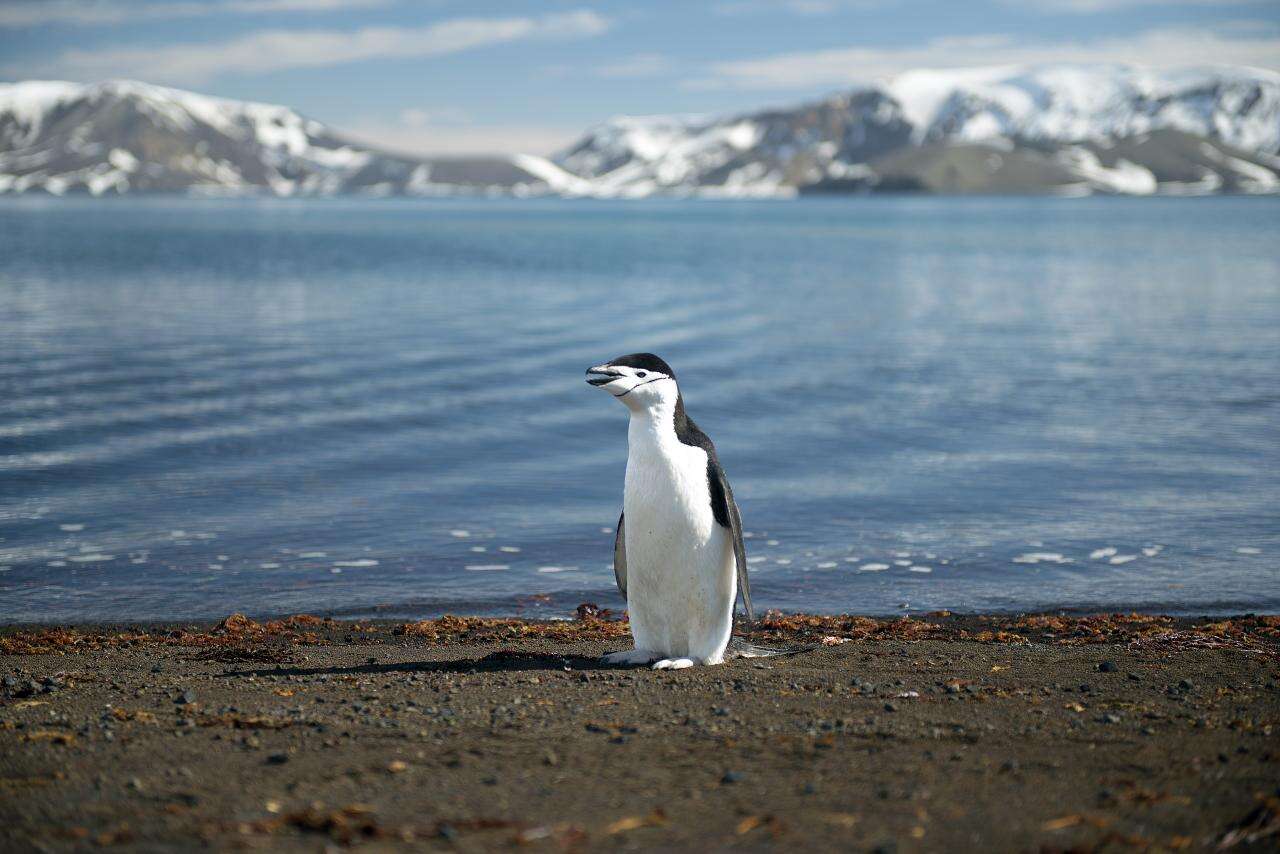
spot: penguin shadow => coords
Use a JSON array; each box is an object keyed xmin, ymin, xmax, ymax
[{"xmin": 222, "ymin": 649, "xmax": 617, "ymax": 680}]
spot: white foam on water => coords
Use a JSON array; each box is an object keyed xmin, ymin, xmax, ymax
[
  {"xmin": 1110, "ymin": 555, "xmax": 1138, "ymax": 565},
  {"xmin": 0, "ymin": 566, "xmax": 10, "ymax": 572},
  {"xmin": 1142, "ymin": 546, "xmax": 1163, "ymax": 557},
  {"xmin": 894, "ymin": 559, "xmax": 912, "ymax": 567},
  {"xmin": 1090, "ymin": 547, "xmax": 1117, "ymax": 560},
  {"xmin": 860, "ymin": 563, "xmax": 890, "ymax": 572},
  {"xmin": 775, "ymin": 558, "xmax": 792, "ymax": 565},
  {"xmin": 217, "ymin": 555, "xmax": 229, "ymax": 561},
  {"xmin": 68, "ymin": 553, "xmax": 114, "ymax": 562},
  {"xmin": 449, "ymin": 530, "xmax": 471, "ymax": 538},
  {"xmin": 47, "ymin": 561, "xmax": 66, "ymax": 567},
  {"xmin": 170, "ymin": 530, "xmax": 187, "ymax": 538},
  {"xmin": 298, "ymin": 552, "xmax": 326, "ymax": 558},
  {"xmin": 333, "ymin": 559, "xmax": 378, "ymax": 567},
  {"xmin": 470, "ymin": 546, "xmax": 487, "ymax": 553},
  {"xmin": 130, "ymin": 558, "xmax": 146, "ymax": 564},
  {"xmin": 600, "ymin": 527, "xmax": 612, "ymax": 534},
  {"xmin": 466, "ymin": 564, "xmax": 509, "ymax": 571},
  {"xmin": 843, "ymin": 556, "xmax": 860, "ymax": 563},
  {"xmin": 259, "ymin": 562, "xmax": 281, "ymax": 569},
  {"xmin": 747, "ymin": 556, "xmax": 767, "ymax": 564},
  {"xmin": 537, "ymin": 566, "xmax": 578, "ymax": 573},
  {"xmin": 1013, "ymin": 552, "xmax": 1072, "ymax": 565},
  {"xmin": 331, "ymin": 568, "xmax": 342, "ymax": 574},
  {"xmin": 499, "ymin": 546, "xmax": 521, "ymax": 553},
  {"xmin": 209, "ymin": 564, "xmax": 223, "ymax": 570},
  {"xmin": 909, "ymin": 566, "xmax": 933, "ymax": 573},
  {"xmin": 817, "ymin": 561, "xmax": 838, "ymax": 569},
  {"xmin": 1236, "ymin": 547, "xmax": 1261, "ymax": 555},
  {"xmin": 59, "ymin": 523, "xmax": 84, "ymax": 532},
  {"xmin": 766, "ymin": 540, "xmax": 779, "ymax": 546},
  {"xmin": 893, "ymin": 551, "xmax": 912, "ymax": 558}
]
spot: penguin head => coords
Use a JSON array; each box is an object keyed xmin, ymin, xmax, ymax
[{"xmin": 586, "ymin": 353, "xmax": 677, "ymax": 410}]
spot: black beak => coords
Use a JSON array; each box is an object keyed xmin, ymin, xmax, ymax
[{"xmin": 586, "ymin": 366, "xmax": 621, "ymax": 386}]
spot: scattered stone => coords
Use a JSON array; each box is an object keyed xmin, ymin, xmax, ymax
[{"xmin": 1097, "ymin": 661, "xmax": 1118, "ymax": 673}]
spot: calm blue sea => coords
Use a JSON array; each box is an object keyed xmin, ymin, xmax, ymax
[{"xmin": 1, "ymin": 196, "xmax": 1277, "ymax": 623}]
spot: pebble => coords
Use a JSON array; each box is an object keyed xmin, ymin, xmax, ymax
[
  {"xmin": 266, "ymin": 752, "xmax": 289, "ymax": 765},
  {"xmin": 175, "ymin": 690, "xmax": 196, "ymax": 705},
  {"xmin": 721, "ymin": 771, "xmax": 743, "ymax": 784},
  {"xmin": 1097, "ymin": 661, "xmax": 1118, "ymax": 673}
]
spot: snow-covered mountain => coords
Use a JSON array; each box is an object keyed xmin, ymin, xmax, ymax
[
  {"xmin": 550, "ymin": 64, "xmax": 1280, "ymax": 197},
  {"xmin": 0, "ymin": 80, "xmax": 548, "ymax": 197},
  {"xmin": 2, "ymin": 66, "xmax": 1278, "ymax": 198}
]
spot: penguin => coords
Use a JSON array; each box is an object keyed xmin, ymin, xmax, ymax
[{"xmin": 586, "ymin": 353, "xmax": 754, "ymax": 669}]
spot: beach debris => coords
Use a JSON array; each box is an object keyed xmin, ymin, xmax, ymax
[
  {"xmin": 1218, "ymin": 793, "xmax": 1280, "ymax": 848},
  {"xmin": 605, "ymin": 809, "xmax": 667, "ymax": 834}
]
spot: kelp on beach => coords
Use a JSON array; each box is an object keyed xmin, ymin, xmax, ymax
[{"xmin": 3, "ymin": 610, "xmax": 1277, "ymax": 658}]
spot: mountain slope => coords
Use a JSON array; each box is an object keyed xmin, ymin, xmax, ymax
[
  {"xmin": 0, "ymin": 80, "xmax": 548, "ymax": 197},
  {"xmin": 551, "ymin": 64, "xmax": 1280, "ymax": 197}
]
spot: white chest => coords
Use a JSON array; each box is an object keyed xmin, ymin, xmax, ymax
[{"xmin": 623, "ymin": 415, "xmax": 714, "ymax": 546}]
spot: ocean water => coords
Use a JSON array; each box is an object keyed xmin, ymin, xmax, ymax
[{"xmin": 1, "ymin": 195, "xmax": 1277, "ymax": 624}]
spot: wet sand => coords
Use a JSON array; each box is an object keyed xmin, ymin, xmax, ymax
[{"xmin": 2, "ymin": 613, "xmax": 1278, "ymax": 851}]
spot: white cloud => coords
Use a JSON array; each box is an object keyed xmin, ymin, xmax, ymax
[
  {"xmin": 598, "ymin": 53, "xmax": 672, "ymax": 78},
  {"xmin": 0, "ymin": 0, "xmax": 390, "ymax": 28},
  {"xmin": 690, "ymin": 25, "xmax": 1280, "ymax": 91},
  {"xmin": 1017, "ymin": 0, "xmax": 1259, "ymax": 12},
  {"xmin": 398, "ymin": 106, "xmax": 471, "ymax": 127},
  {"xmin": 15, "ymin": 10, "xmax": 612, "ymax": 84},
  {"xmin": 712, "ymin": 0, "xmax": 881, "ymax": 15},
  {"xmin": 341, "ymin": 121, "xmax": 580, "ymax": 157}
]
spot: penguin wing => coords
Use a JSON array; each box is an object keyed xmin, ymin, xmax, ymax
[
  {"xmin": 613, "ymin": 511, "xmax": 627, "ymax": 597},
  {"xmin": 708, "ymin": 458, "xmax": 754, "ymax": 623}
]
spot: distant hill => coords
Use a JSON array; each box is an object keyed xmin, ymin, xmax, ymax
[
  {"xmin": 0, "ymin": 80, "xmax": 546, "ymax": 197},
  {"xmin": 548, "ymin": 65, "xmax": 1280, "ymax": 197},
  {"xmin": 2, "ymin": 65, "xmax": 1279, "ymax": 198}
]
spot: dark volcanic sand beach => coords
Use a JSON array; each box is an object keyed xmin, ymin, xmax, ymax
[{"xmin": 2, "ymin": 612, "xmax": 1278, "ymax": 852}]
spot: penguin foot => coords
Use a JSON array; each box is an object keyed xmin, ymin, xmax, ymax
[
  {"xmin": 601, "ymin": 649, "xmax": 656, "ymax": 666},
  {"xmin": 652, "ymin": 657, "xmax": 698, "ymax": 670}
]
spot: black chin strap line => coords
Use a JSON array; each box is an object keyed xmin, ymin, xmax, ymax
[{"xmin": 613, "ymin": 376, "xmax": 669, "ymax": 398}]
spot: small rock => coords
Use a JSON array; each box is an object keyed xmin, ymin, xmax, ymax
[
  {"xmin": 883, "ymin": 702, "xmax": 898, "ymax": 713},
  {"xmin": 1097, "ymin": 661, "xmax": 1118, "ymax": 673},
  {"xmin": 266, "ymin": 752, "xmax": 289, "ymax": 765},
  {"xmin": 175, "ymin": 690, "xmax": 196, "ymax": 705},
  {"xmin": 1179, "ymin": 679, "xmax": 1194, "ymax": 691},
  {"xmin": 721, "ymin": 771, "xmax": 743, "ymax": 784},
  {"xmin": 1102, "ymin": 713, "xmax": 1122, "ymax": 724}
]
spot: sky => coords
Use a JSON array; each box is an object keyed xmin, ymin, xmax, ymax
[{"xmin": 2, "ymin": 0, "xmax": 1278, "ymax": 156}]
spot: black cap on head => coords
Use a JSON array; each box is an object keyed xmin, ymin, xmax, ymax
[{"xmin": 607, "ymin": 353, "xmax": 675, "ymax": 377}]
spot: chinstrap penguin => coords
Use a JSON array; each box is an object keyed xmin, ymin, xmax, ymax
[{"xmin": 586, "ymin": 353, "xmax": 761, "ymax": 670}]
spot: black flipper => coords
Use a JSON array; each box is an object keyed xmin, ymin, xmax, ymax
[
  {"xmin": 613, "ymin": 511, "xmax": 627, "ymax": 598},
  {"xmin": 707, "ymin": 457, "xmax": 753, "ymax": 623}
]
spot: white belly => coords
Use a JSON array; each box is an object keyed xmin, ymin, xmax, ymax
[{"xmin": 622, "ymin": 427, "xmax": 736, "ymax": 663}]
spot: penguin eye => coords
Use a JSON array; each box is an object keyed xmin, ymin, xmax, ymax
[{"xmin": 636, "ymin": 371, "xmax": 647, "ymax": 378}]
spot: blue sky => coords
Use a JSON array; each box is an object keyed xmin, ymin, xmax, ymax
[{"xmin": 2, "ymin": 0, "xmax": 1278, "ymax": 155}]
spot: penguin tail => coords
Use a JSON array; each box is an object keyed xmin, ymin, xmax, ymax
[{"xmin": 728, "ymin": 637, "xmax": 814, "ymax": 659}]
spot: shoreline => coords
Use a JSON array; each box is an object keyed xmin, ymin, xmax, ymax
[{"xmin": 3, "ymin": 612, "xmax": 1278, "ymax": 850}]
